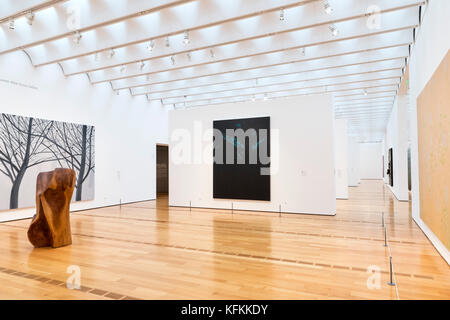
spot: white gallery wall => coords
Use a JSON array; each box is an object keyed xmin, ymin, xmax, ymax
[
  {"xmin": 348, "ymin": 137, "xmax": 361, "ymax": 187},
  {"xmin": 359, "ymin": 142, "xmax": 383, "ymax": 180},
  {"xmin": 408, "ymin": 0, "xmax": 450, "ymax": 263},
  {"xmin": 384, "ymin": 96, "xmax": 409, "ymax": 201},
  {"xmin": 0, "ymin": 51, "xmax": 169, "ymax": 222},
  {"xmin": 169, "ymin": 94, "xmax": 337, "ymax": 215},
  {"xmin": 334, "ymin": 119, "xmax": 349, "ymax": 199}
]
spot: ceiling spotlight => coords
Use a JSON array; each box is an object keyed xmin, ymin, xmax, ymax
[
  {"xmin": 170, "ymin": 56, "xmax": 175, "ymax": 65},
  {"xmin": 279, "ymin": 8, "xmax": 285, "ymax": 21},
  {"xmin": 147, "ymin": 40, "xmax": 155, "ymax": 52},
  {"xmin": 8, "ymin": 19, "xmax": 15, "ymax": 30},
  {"xmin": 139, "ymin": 61, "xmax": 146, "ymax": 71},
  {"xmin": 107, "ymin": 49, "xmax": 115, "ymax": 59},
  {"xmin": 363, "ymin": 89, "xmax": 368, "ymax": 96},
  {"xmin": 300, "ymin": 47, "xmax": 306, "ymax": 56},
  {"xmin": 183, "ymin": 30, "xmax": 190, "ymax": 45},
  {"xmin": 26, "ymin": 11, "xmax": 35, "ymax": 26},
  {"xmin": 120, "ymin": 65, "xmax": 127, "ymax": 73},
  {"xmin": 210, "ymin": 49, "xmax": 215, "ymax": 58},
  {"xmin": 324, "ymin": 1, "xmax": 333, "ymax": 15},
  {"xmin": 329, "ymin": 24, "xmax": 339, "ymax": 37},
  {"xmin": 165, "ymin": 37, "xmax": 171, "ymax": 48},
  {"xmin": 73, "ymin": 31, "xmax": 82, "ymax": 44},
  {"xmin": 187, "ymin": 52, "xmax": 192, "ymax": 61}
]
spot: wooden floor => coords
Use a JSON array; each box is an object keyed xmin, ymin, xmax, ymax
[{"xmin": 0, "ymin": 180, "xmax": 448, "ymax": 300}]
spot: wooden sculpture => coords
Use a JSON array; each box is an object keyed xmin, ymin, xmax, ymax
[{"xmin": 28, "ymin": 168, "xmax": 76, "ymax": 248}]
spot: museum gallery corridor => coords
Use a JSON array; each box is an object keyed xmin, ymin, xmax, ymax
[{"xmin": 0, "ymin": 180, "xmax": 448, "ymax": 300}]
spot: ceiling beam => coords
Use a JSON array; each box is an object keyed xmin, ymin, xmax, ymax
[
  {"xmin": 89, "ymin": 32, "xmax": 412, "ymax": 85},
  {"xmin": 155, "ymin": 68, "xmax": 403, "ymax": 105},
  {"xmin": 160, "ymin": 74, "xmax": 402, "ymax": 108},
  {"xmin": 155, "ymin": 72, "xmax": 401, "ymax": 105},
  {"xmin": 25, "ymin": 0, "xmax": 315, "ymax": 65},
  {"xmin": 136, "ymin": 54, "xmax": 406, "ymax": 100},
  {"xmin": 0, "ymin": 0, "xmax": 68, "ymax": 22},
  {"xmin": 1, "ymin": 0, "xmax": 308, "ymax": 56},
  {"xmin": 28, "ymin": 0, "xmax": 420, "ymax": 68},
  {"xmin": 60, "ymin": 4, "xmax": 418, "ymax": 77}
]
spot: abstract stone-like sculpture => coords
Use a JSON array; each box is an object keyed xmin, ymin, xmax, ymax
[{"xmin": 28, "ymin": 168, "xmax": 76, "ymax": 248}]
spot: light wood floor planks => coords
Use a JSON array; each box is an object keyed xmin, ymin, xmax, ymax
[{"xmin": 0, "ymin": 180, "xmax": 448, "ymax": 300}]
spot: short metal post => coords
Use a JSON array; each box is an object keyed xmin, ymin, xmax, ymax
[
  {"xmin": 388, "ymin": 256, "xmax": 396, "ymax": 286},
  {"xmin": 382, "ymin": 212, "xmax": 385, "ymax": 227},
  {"xmin": 190, "ymin": 200, "xmax": 192, "ymax": 212},
  {"xmin": 384, "ymin": 226, "xmax": 388, "ymax": 247},
  {"xmin": 120, "ymin": 198, "xmax": 122, "ymax": 209}
]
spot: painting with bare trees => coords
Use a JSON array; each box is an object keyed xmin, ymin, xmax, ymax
[{"xmin": 0, "ymin": 113, "xmax": 95, "ymax": 211}]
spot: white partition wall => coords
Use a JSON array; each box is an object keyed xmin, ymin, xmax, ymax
[
  {"xmin": 384, "ymin": 96, "xmax": 409, "ymax": 201},
  {"xmin": 348, "ymin": 137, "xmax": 361, "ymax": 187},
  {"xmin": 334, "ymin": 119, "xmax": 349, "ymax": 199},
  {"xmin": 0, "ymin": 51, "xmax": 169, "ymax": 222},
  {"xmin": 169, "ymin": 95, "xmax": 337, "ymax": 215},
  {"xmin": 359, "ymin": 142, "xmax": 383, "ymax": 180}
]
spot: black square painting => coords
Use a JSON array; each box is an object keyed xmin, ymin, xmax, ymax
[{"xmin": 213, "ymin": 117, "xmax": 270, "ymax": 201}]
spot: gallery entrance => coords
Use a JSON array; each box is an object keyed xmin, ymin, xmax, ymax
[{"xmin": 156, "ymin": 145, "xmax": 169, "ymax": 198}]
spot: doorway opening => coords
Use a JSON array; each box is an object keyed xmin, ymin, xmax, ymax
[{"xmin": 156, "ymin": 145, "xmax": 169, "ymax": 198}]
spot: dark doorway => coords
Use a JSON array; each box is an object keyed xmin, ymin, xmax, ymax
[{"xmin": 156, "ymin": 145, "xmax": 169, "ymax": 196}]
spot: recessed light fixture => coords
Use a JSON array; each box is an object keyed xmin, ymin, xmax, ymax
[
  {"xmin": 300, "ymin": 47, "xmax": 306, "ymax": 56},
  {"xmin": 279, "ymin": 8, "xmax": 285, "ymax": 21},
  {"xmin": 329, "ymin": 24, "xmax": 339, "ymax": 37},
  {"xmin": 26, "ymin": 11, "xmax": 35, "ymax": 26},
  {"xmin": 363, "ymin": 89, "xmax": 368, "ymax": 96},
  {"xmin": 8, "ymin": 19, "xmax": 15, "ymax": 30},
  {"xmin": 170, "ymin": 56, "xmax": 175, "ymax": 65},
  {"xmin": 107, "ymin": 49, "xmax": 115, "ymax": 59},
  {"xmin": 324, "ymin": 1, "xmax": 333, "ymax": 15},
  {"xmin": 73, "ymin": 31, "xmax": 82, "ymax": 44},
  {"xmin": 165, "ymin": 37, "xmax": 171, "ymax": 48},
  {"xmin": 139, "ymin": 61, "xmax": 146, "ymax": 71},
  {"xmin": 187, "ymin": 52, "xmax": 192, "ymax": 61},
  {"xmin": 183, "ymin": 31, "xmax": 190, "ymax": 45},
  {"xmin": 147, "ymin": 40, "xmax": 155, "ymax": 52}
]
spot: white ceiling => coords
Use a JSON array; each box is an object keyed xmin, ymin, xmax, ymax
[{"xmin": 0, "ymin": 0, "xmax": 423, "ymax": 142}]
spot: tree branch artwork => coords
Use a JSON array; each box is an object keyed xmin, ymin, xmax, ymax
[{"xmin": 0, "ymin": 113, "xmax": 95, "ymax": 210}]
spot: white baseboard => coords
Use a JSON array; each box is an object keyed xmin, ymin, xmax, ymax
[
  {"xmin": 0, "ymin": 198, "xmax": 157, "ymax": 223},
  {"xmin": 387, "ymin": 184, "xmax": 409, "ymax": 202},
  {"xmin": 414, "ymin": 216, "xmax": 450, "ymax": 265}
]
